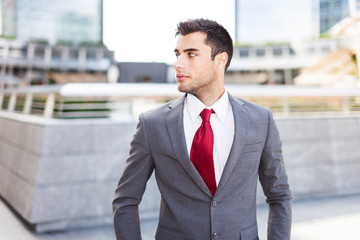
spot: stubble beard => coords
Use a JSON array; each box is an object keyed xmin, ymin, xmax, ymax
[
  {"xmin": 177, "ymin": 78, "xmax": 203, "ymax": 96},
  {"xmin": 177, "ymin": 82, "xmax": 190, "ymax": 94},
  {"xmin": 178, "ymin": 71, "xmax": 217, "ymax": 97}
]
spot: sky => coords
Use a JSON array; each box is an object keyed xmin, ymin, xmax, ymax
[
  {"xmin": 103, "ymin": 0, "xmax": 235, "ymax": 64},
  {"xmin": 103, "ymin": 0, "xmax": 317, "ymax": 64}
]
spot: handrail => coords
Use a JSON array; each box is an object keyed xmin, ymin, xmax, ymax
[
  {"xmin": 1, "ymin": 83, "xmax": 360, "ymax": 119},
  {"xmin": 2, "ymin": 83, "xmax": 359, "ymax": 97}
]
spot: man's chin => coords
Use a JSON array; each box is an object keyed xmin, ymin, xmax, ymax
[
  {"xmin": 177, "ymin": 84, "xmax": 187, "ymax": 93},
  {"xmin": 178, "ymin": 83, "xmax": 185, "ymax": 92},
  {"xmin": 178, "ymin": 88, "xmax": 186, "ymax": 93}
]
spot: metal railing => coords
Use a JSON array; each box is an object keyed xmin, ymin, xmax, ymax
[{"xmin": 1, "ymin": 83, "xmax": 360, "ymax": 119}]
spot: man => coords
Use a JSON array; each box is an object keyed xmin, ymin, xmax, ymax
[{"xmin": 113, "ymin": 18, "xmax": 292, "ymax": 240}]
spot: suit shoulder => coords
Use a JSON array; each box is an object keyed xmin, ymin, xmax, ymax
[
  {"xmin": 141, "ymin": 97, "xmax": 182, "ymax": 121},
  {"xmin": 231, "ymin": 96, "xmax": 273, "ymax": 125},
  {"xmin": 233, "ymin": 96, "xmax": 270, "ymax": 113}
]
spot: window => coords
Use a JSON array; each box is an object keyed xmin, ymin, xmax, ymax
[
  {"xmin": 256, "ymin": 48, "xmax": 265, "ymax": 57},
  {"xmin": 273, "ymin": 48, "xmax": 282, "ymax": 57},
  {"xmin": 239, "ymin": 49, "xmax": 249, "ymax": 58}
]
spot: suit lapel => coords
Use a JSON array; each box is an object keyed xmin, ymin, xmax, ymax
[
  {"xmin": 216, "ymin": 94, "xmax": 250, "ymax": 195},
  {"xmin": 164, "ymin": 95, "xmax": 212, "ymax": 197}
]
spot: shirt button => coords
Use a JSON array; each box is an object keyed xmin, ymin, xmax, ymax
[
  {"xmin": 212, "ymin": 200, "xmax": 217, "ymax": 207},
  {"xmin": 213, "ymin": 232, "xmax": 218, "ymax": 239}
]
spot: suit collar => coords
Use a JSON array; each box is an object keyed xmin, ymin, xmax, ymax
[
  {"xmin": 165, "ymin": 93, "xmax": 250, "ymax": 198},
  {"xmin": 165, "ymin": 95, "xmax": 213, "ymax": 197},
  {"xmin": 215, "ymin": 93, "xmax": 250, "ymax": 196}
]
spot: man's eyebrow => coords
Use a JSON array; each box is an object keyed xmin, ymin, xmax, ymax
[
  {"xmin": 184, "ymin": 48, "xmax": 199, "ymax": 52},
  {"xmin": 174, "ymin": 48, "xmax": 200, "ymax": 53}
]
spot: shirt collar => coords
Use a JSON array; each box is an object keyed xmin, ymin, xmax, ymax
[
  {"xmin": 185, "ymin": 90, "xmax": 230, "ymax": 123},
  {"xmin": 185, "ymin": 93, "xmax": 206, "ymax": 123},
  {"xmin": 212, "ymin": 90, "xmax": 230, "ymax": 122}
]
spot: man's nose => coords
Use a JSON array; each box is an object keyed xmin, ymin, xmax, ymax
[{"xmin": 174, "ymin": 56, "xmax": 184, "ymax": 70}]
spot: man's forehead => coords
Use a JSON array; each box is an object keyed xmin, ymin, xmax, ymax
[{"xmin": 175, "ymin": 32, "xmax": 209, "ymax": 51}]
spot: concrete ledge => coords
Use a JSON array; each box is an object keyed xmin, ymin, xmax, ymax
[
  {"xmin": 0, "ymin": 112, "xmax": 161, "ymax": 232},
  {"xmin": 0, "ymin": 111, "xmax": 360, "ymax": 231}
]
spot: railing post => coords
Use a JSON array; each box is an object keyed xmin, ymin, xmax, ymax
[
  {"xmin": 23, "ymin": 93, "xmax": 33, "ymax": 114},
  {"xmin": 8, "ymin": 92, "xmax": 17, "ymax": 112},
  {"xmin": 129, "ymin": 97, "xmax": 134, "ymax": 119},
  {"xmin": 282, "ymin": 96, "xmax": 290, "ymax": 117},
  {"xmin": 44, "ymin": 93, "xmax": 55, "ymax": 118},
  {"xmin": 343, "ymin": 96, "xmax": 350, "ymax": 116},
  {"xmin": 0, "ymin": 92, "xmax": 3, "ymax": 110}
]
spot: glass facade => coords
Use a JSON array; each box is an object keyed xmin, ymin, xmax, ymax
[
  {"xmin": 234, "ymin": 0, "xmax": 317, "ymax": 44},
  {"xmin": 0, "ymin": 0, "xmax": 102, "ymax": 44},
  {"xmin": 235, "ymin": 0, "xmax": 360, "ymax": 43},
  {"xmin": 319, "ymin": 0, "xmax": 360, "ymax": 33}
]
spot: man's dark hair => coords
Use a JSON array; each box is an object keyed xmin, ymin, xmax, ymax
[{"xmin": 175, "ymin": 18, "xmax": 233, "ymax": 71}]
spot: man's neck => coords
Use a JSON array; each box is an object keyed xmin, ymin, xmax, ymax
[{"xmin": 194, "ymin": 88, "xmax": 225, "ymax": 106}]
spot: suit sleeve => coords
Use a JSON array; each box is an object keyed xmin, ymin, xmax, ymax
[
  {"xmin": 112, "ymin": 113, "xmax": 155, "ymax": 240},
  {"xmin": 259, "ymin": 108, "xmax": 292, "ymax": 240}
]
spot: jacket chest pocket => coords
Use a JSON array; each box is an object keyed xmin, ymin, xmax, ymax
[
  {"xmin": 242, "ymin": 142, "xmax": 263, "ymax": 153},
  {"xmin": 239, "ymin": 142, "xmax": 263, "ymax": 171}
]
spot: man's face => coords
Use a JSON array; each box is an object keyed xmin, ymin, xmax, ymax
[{"xmin": 174, "ymin": 32, "xmax": 217, "ymax": 95}]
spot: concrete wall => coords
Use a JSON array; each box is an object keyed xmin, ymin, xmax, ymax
[
  {"xmin": 278, "ymin": 117, "xmax": 360, "ymax": 199},
  {"xmin": 0, "ymin": 112, "xmax": 159, "ymax": 232},
  {"xmin": 0, "ymin": 112, "xmax": 359, "ymax": 232}
]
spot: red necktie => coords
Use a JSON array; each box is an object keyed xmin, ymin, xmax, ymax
[{"xmin": 190, "ymin": 108, "xmax": 217, "ymax": 196}]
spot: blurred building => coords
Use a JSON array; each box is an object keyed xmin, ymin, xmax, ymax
[
  {"xmin": 115, "ymin": 62, "xmax": 170, "ymax": 83},
  {"xmin": 320, "ymin": 0, "xmax": 360, "ymax": 33},
  {"xmin": 232, "ymin": 0, "xmax": 322, "ymax": 85},
  {"xmin": 0, "ymin": 0, "xmax": 114, "ymax": 87},
  {"xmin": 0, "ymin": 0, "xmax": 103, "ymax": 45},
  {"xmin": 295, "ymin": 11, "xmax": 360, "ymax": 87},
  {"xmin": 231, "ymin": 0, "xmax": 360, "ymax": 85},
  {"xmin": 293, "ymin": 48, "xmax": 357, "ymax": 86},
  {"xmin": 226, "ymin": 39, "xmax": 339, "ymax": 85}
]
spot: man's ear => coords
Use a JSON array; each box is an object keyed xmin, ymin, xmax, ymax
[{"xmin": 215, "ymin": 52, "xmax": 228, "ymax": 71}]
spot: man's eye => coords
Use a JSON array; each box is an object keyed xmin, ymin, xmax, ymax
[{"xmin": 189, "ymin": 53, "xmax": 196, "ymax": 57}]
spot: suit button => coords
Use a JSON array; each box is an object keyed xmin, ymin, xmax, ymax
[
  {"xmin": 213, "ymin": 232, "xmax": 218, "ymax": 239},
  {"xmin": 212, "ymin": 200, "xmax": 217, "ymax": 207}
]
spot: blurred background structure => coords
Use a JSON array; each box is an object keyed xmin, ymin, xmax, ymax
[
  {"xmin": 0, "ymin": 0, "xmax": 360, "ymax": 239},
  {"xmin": 0, "ymin": 0, "xmax": 115, "ymax": 86},
  {"xmin": 0, "ymin": 0, "xmax": 359, "ymax": 87},
  {"xmin": 231, "ymin": 0, "xmax": 360, "ymax": 85}
]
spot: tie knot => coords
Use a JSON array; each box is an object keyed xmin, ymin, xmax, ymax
[{"xmin": 200, "ymin": 108, "xmax": 214, "ymax": 122}]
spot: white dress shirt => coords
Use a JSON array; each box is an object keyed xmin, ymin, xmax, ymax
[{"xmin": 183, "ymin": 91, "xmax": 235, "ymax": 186}]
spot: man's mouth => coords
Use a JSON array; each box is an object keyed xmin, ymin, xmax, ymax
[{"xmin": 176, "ymin": 74, "xmax": 189, "ymax": 81}]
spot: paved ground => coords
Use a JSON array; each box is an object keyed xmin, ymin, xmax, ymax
[{"xmin": 1, "ymin": 194, "xmax": 360, "ymax": 240}]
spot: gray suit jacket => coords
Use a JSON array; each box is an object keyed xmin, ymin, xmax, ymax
[{"xmin": 113, "ymin": 93, "xmax": 292, "ymax": 240}]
